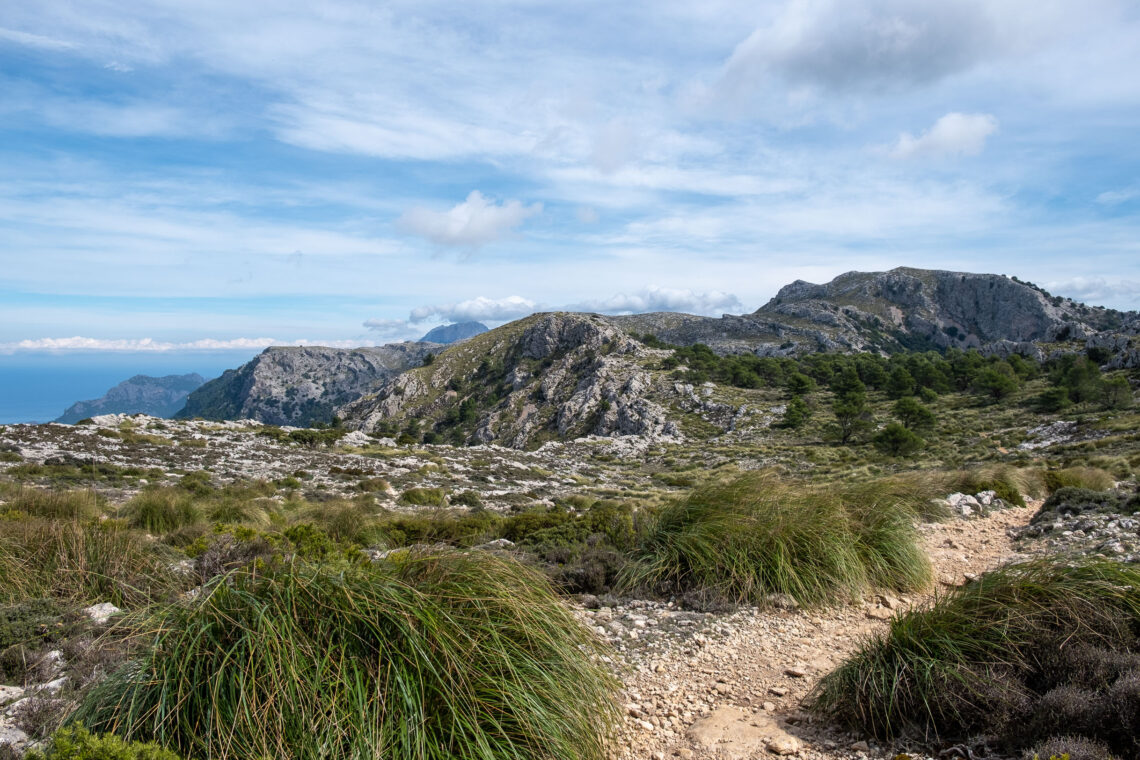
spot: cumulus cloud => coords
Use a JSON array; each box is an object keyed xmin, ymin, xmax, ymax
[
  {"xmin": 890, "ymin": 112, "xmax": 998, "ymax": 159},
  {"xmin": 571, "ymin": 286, "xmax": 743, "ymax": 316},
  {"xmin": 719, "ymin": 0, "xmax": 994, "ymax": 95},
  {"xmin": 408, "ymin": 296, "xmax": 539, "ymax": 324},
  {"xmin": 1042, "ymin": 277, "xmax": 1140, "ymax": 308},
  {"xmin": 398, "ymin": 191, "xmax": 542, "ymax": 248},
  {"xmin": 0, "ymin": 337, "xmax": 359, "ymax": 353}
]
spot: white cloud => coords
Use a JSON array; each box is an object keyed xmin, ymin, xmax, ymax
[
  {"xmin": 591, "ymin": 119, "xmax": 639, "ymax": 174},
  {"xmin": 890, "ymin": 112, "xmax": 998, "ymax": 159},
  {"xmin": 398, "ymin": 191, "xmax": 542, "ymax": 248},
  {"xmin": 0, "ymin": 337, "xmax": 360, "ymax": 353},
  {"xmin": 571, "ymin": 286, "xmax": 743, "ymax": 316},
  {"xmin": 409, "ymin": 295, "xmax": 539, "ymax": 324},
  {"xmin": 576, "ymin": 206, "xmax": 600, "ymax": 224},
  {"xmin": 1042, "ymin": 277, "xmax": 1140, "ymax": 308}
]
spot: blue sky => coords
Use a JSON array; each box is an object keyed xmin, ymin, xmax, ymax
[{"xmin": 2, "ymin": 0, "xmax": 1140, "ymax": 356}]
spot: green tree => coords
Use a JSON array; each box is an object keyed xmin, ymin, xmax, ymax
[
  {"xmin": 974, "ymin": 362, "xmax": 1019, "ymax": 400},
  {"xmin": 1103, "ymin": 375, "xmax": 1133, "ymax": 409},
  {"xmin": 873, "ymin": 422, "xmax": 925, "ymax": 457},
  {"xmin": 786, "ymin": 372, "xmax": 815, "ymax": 397},
  {"xmin": 1036, "ymin": 386, "xmax": 1072, "ymax": 413},
  {"xmin": 781, "ymin": 396, "xmax": 812, "ymax": 429},
  {"xmin": 892, "ymin": 396, "xmax": 936, "ymax": 431},
  {"xmin": 886, "ymin": 366, "xmax": 916, "ymax": 399}
]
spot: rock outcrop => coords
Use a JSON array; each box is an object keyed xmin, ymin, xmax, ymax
[
  {"xmin": 176, "ymin": 344, "xmax": 438, "ymax": 426},
  {"xmin": 340, "ymin": 313, "xmax": 683, "ymax": 448},
  {"xmin": 55, "ymin": 373, "xmax": 206, "ymax": 424}
]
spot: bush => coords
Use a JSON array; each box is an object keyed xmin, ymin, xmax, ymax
[
  {"xmin": 873, "ymin": 422, "xmax": 924, "ymax": 457},
  {"xmin": 24, "ymin": 724, "xmax": 183, "ymax": 760},
  {"xmin": 939, "ymin": 465, "xmax": 1038, "ymax": 508},
  {"xmin": 809, "ymin": 557, "xmax": 1140, "ymax": 758},
  {"xmin": 76, "ymin": 551, "xmax": 618, "ymax": 760},
  {"xmin": 1043, "ymin": 467, "xmax": 1115, "ymax": 494},
  {"xmin": 621, "ymin": 472, "xmax": 931, "ymax": 607}
]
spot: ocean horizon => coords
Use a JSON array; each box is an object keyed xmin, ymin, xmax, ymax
[{"xmin": 0, "ymin": 351, "xmax": 257, "ymax": 425}]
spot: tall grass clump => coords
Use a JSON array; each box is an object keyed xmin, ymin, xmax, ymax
[
  {"xmin": 937, "ymin": 465, "xmax": 1043, "ymax": 508},
  {"xmin": 1042, "ymin": 466, "xmax": 1115, "ymax": 494},
  {"xmin": 76, "ymin": 550, "xmax": 618, "ymax": 760},
  {"xmin": 119, "ymin": 489, "xmax": 201, "ymax": 534},
  {"xmin": 0, "ymin": 517, "xmax": 182, "ymax": 606},
  {"xmin": 621, "ymin": 472, "xmax": 931, "ymax": 606},
  {"xmin": 8, "ymin": 488, "xmax": 101, "ymax": 520},
  {"xmin": 809, "ymin": 557, "xmax": 1140, "ymax": 758}
]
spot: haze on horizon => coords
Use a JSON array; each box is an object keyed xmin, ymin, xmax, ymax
[{"xmin": 2, "ymin": 0, "xmax": 1140, "ymax": 358}]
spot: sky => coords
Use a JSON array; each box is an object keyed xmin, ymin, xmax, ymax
[{"xmin": 2, "ymin": 0, "xmax": 1140, "ymax": 362}]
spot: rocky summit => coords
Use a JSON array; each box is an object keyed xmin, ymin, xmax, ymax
[
  {"xmin": 617, "ymin": 267, "xmax": 1137, "ymax": 358},
  {"xmin": 176, "ymin": 344, "xmax": 439, "ymax": 427},
  {"xmin": 418, "ymin": 321, "xmax": 489, "ymax": 344},
  {"xmin": 55, "ymin": 373, "xmax": 206, "ymax": 424}
]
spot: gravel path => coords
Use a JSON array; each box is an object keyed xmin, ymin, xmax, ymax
[{"xmin": 602, "ymin": 500, "xmax": 1039, "ymax": 760}]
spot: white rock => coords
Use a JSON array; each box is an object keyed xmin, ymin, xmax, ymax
[{"xmin": 82, "ymin": 602, "xmax": 122, "ymax": 624}]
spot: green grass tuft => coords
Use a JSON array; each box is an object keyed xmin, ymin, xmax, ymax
[
  {"xmin": 809, "ymin": 556, "xmax": 1140, "ymax": 757},
  {"xmin": 75, "ymin": 550, "xmax": 618, "ymax": 760},
  {"xmin": 621, "ymin": 472, "xmax": 931, "ymax": 606},
  {"xmin": 119, "ymin": 489, "xmax": 201, "ymax": 534}
]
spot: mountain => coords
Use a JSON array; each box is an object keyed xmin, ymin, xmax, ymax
[
  {"xmin": 615, "ymin": 267, "xmax": 1136, "ymax": 357},
  {"xmin": 175, "ymin": 344, "xmax": 439, "ymax": 426},
  {"xmin": 340, "ymin": 313, "xmax": 690, "ymax": 448},
  {"xmin": 419, "ymin": 321, "xmax": 488, "ymax": 344},
  {"xmin": 56, "ymin": 373, "xmax": 206, "ymax": 424}
]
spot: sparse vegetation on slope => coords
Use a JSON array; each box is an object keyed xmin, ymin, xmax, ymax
[{"xmin": 76, "ymin": 551, "xmax": 618, "ymax": 760}]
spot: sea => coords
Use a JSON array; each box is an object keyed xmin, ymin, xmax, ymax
[{"xmin": 0, "ymin": 351, "xmax": 257, "ymax": 425}]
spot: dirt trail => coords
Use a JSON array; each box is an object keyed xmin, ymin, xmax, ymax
[{"xmin": 608, "ymin": 501, "xmax": 1038, "ymax": 760}]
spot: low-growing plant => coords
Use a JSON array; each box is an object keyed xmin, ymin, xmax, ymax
[
  {"xmin": 76, "ymin": 551, "xmax": 618, "ymax": 760},
  {"xmin": 24, "ymin": 724, "xmax": 183, "ymax": 760},
  {"xmin": 8, "ymin": 489, "xmax": 100, "ymax": 521},
  {"xmin": 809, "ymin": 557, "xmax": 1140, "ymax": 758}
]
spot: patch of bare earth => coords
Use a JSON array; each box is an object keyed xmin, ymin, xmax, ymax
[{"xmin": 605, "ymin": 501, "xmax": 1038, "ymax": 760}]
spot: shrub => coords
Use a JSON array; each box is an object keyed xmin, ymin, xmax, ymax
[
  {"xmin": 24, "ymin": 724, "xmax": 183, "ymax": 760},
  {"xmin": 873, "ymin": 422, "xmax": 924, "ymax": 457},
  {"xmin": 939, "ymin": 465, "xmax": 1038, "ymax": 508},
  {"xmin": 119, "ymin": 489, "xmax": 201, "ymax": 534},
  {"xmin": 450, "ymin": 489, "xmax": 484, "ymax": 508},
  {"xmin": 621, "ymin": 472, "xmax": 930, "ymax": 606},
  {"xmin": 76, "ymin": 551, "xmax": 618, "ymax": 760},
  {"xmin": 1043, "ymin": 467, "xmax": 1115, "ymax": 493},
  {"xmin": 809, "ymin": 557, "xmax": 1140, "ymax": 758}
]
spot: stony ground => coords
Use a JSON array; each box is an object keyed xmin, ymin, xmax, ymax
[{"xmin": 600, "ymin": 501, "xmax": 1039, "ymax": 760}]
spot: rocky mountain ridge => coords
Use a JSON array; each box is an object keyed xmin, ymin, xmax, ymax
[
  {"xmin": 418, "ymin": 321, "xmax": 488, "ymax": 344},
  {"xmin": 617, "ymin": 267, "xmax": 1137, "ymax": 358},
  {"xmin": 340, "ymin": 313, "xmax": 688, "ymax": 448},
  {"xmin": 175, "ymin": 344, "xmax": 439, "ymax": 426},
  {"xmin": 55, "ymin": 373, "xmax": 206, "ymax": 424}
]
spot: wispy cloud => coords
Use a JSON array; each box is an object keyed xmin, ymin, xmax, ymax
[
  {"xmin": 398, "ymin": 191, "xmax": 542, "ymax": 248},
  {"xmin": 0, "ymin": 26, "xmax": 75, "ymax": 50},
  {"xmin": 0, "ymin": 337, "xmax": 362, "ymax": 354}
]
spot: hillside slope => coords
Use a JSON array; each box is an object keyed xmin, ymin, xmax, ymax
[
  {"xmin": 176, "ymin": 344, "xmax": 438, "ymax": 426},
  {"xmin": 339, "ymin": 313, "xmax": 735, "ymax": 448},
  {"xmin": 56, "ymin": 373, "xmax": 205, "ymax": 423}
]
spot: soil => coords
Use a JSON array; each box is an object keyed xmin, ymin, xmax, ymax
[{"xmin": 603, "ymin": 500, "xmax": 1039, "ymax": 760}]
